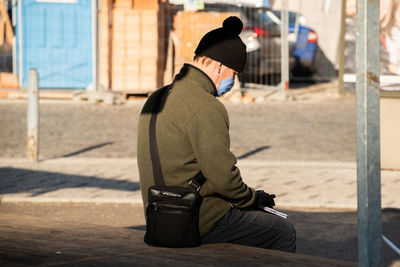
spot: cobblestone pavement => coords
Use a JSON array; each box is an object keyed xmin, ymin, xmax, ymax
[
  {"xmin": 0, "ymin": 89, "xmax": 356, "ymax": 161},
  {"xmin": 1, "ymin": 157, "xmax": 399, "ymax": 209}
]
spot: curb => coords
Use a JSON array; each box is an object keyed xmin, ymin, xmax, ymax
[{"xmin": 0, "ymin": 196, "xmax": 144, "ymax": 204}]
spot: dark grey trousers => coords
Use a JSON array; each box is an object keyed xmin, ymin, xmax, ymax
[{"xmin": 201, "ymin": 207, "xmax": 296, "ymax": 252}]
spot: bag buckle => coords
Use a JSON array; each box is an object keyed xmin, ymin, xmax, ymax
[{"xmin": 188, "ymin": 180, "xmax": 202, "ymax": 192}]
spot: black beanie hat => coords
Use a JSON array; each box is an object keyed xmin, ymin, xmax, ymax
[{"xmin": 194, "ymin": 16, "xmax": 247, "ymax": 73}]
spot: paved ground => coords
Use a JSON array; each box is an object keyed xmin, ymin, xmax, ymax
[
  {"xmin": 1, "ymin": 84, "xmax": 399, "ymax": 266},
  {"xmin": 0, "ymin": 85, "xmax": 356, "ymax": 162},
  {"xmin": 1, "ymin": 158, "xmax": 399, "ymax": 209}
]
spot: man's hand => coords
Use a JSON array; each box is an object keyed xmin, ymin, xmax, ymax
[{"xmin": 255, "ymin": 190, "xmax": 276, "ymax": 208}]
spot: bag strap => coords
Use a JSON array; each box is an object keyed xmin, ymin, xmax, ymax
[
  {"xmin": 149, "ymin": 85, "xmax": 206, "ymax": 191},
  {"xmin": 149, "ymin": 85, "xmax": 169, "ymax": 186},
  {"xmin": 188, "ymin": 172, "xmax": 207, "ymax": 192}
]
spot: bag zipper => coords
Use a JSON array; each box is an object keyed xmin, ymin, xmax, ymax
[{"xmin": 148, "ymin": 202, "xmax": 191, "ymax": 210}]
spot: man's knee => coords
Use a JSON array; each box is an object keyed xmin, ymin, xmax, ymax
[
  {"xmin": 246, "ymin": 209, "xmax": 296, "ymax": 252},
  {"xmin": 278, "ymin": 220, "xmax": 296, "ymax": 252}
]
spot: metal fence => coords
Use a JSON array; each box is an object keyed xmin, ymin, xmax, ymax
[{"xmin": 166, "ymin": 2, "xmax": 316, "ymax": 90}]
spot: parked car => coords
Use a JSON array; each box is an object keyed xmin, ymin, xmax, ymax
[{"xmin": 204, "ymin": 4, "xmax": 318, "ymax": 84}]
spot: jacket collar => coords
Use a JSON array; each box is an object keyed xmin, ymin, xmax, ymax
[{"xmin": 175, "ymin": 64, "xmax": 217, "ymax": 96}]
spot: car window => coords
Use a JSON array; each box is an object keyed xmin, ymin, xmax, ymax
[
  {"xmin": 271, "ymin": 10, "xmax": 298, "ymax": 25},
  {"xmin": 202, "ymin": 5, "xmax": 299, "ymax": 28},
  {"xmin": 249, "ymin": 10, "xmax": 278, "ymax": 27}
]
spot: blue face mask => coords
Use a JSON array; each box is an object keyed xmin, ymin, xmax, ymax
[{"xmin": 217, "ymin": 77, "xmax": 235, "ymax": 96}]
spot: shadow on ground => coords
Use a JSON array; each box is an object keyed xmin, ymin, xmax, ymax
[
  {"xmin": 289, "ymin": 208, "xmax": 400, "ymax": 266},
  {"xmin": 62, "ymin": 142, "xmax": 115, "ymax": 158},
  {"xmin": 0, "ymin": 168, "xmax": 140, "ymax": 196},
  {"xmin": 237, "ymin": 146, "xmax": 271, "ymax": 159}
]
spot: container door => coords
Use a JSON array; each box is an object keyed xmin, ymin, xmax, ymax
[{"xmin": 20, "ymin": 0, "xmax": 92, "ymax": 88}]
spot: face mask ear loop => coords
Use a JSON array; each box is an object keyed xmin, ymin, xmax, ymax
[{"xmin": 217, "ymin": 64, "xmax": 222, "ymax": 87}]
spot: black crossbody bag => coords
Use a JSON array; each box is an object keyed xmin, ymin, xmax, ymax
[{"xmin": 144, "ymin": 86, "xmax": 206, "ymax": 248}]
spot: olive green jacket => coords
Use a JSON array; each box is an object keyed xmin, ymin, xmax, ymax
[{"xmin": 137, "ymin": 64, "xmax": 256, "ymax": 236}]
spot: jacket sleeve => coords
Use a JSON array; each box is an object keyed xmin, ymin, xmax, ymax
[{"xmin": 185, "ymin": 103, "xmax": 256, "ymax": 208}]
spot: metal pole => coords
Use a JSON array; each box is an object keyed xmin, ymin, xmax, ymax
[
  {"xmin": 383, "ymin": 235, "xmax": 400, "ymax": 256},
  {"xmin": 27, "ymin": 69, "xmax": 39, "ymax": 162},
  {"xmin": 107, "ymin": 0, "xmax": 113, "ymax": 90},
  {"xmin": 294, "ymin": 0, "xmax": 302, "ymax": 42},
  {"xmin": 17, "ymin": 0, "xmax": 23, "ymax": 87},
  {"xmin": 337, "ymin": 0, "xmax": 346, "ymax": 95},
  {"xmin": 280, "ymin": 0, "xmax": 289, "ymax": 96},
  {"xmin": 323, "ymin": 0, "xmax": 332, "ymax": 14},
  {"xmin": 12, "ymin": 0, "xmax": 17, "ymax": 75},
  {"xmin": 356, "ymin": 0, "xmax": 382, "ymax": 266},
  {"xmin": 92, "ymin": 0, "xmax": 99, "ymax": 92}
]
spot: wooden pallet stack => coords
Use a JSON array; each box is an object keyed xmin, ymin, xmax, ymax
[
  {"xmin": 100, "ymin": 0, "xmax": 164, "ymax": 94},
  {"xmin": 99, "ymin": 2, "xmax": 239, "ymax": 93},
  {"xmin": 0, "ymin": 0, "xmax": 17, "ymax": 89},
  {"xmin": 172, "ymin": 11, "xmax": 240, "ymax": 74},
  {"xmin": 0, "ymin": 72, "xmax": 18, "ymax": 89},
  {"xmin": 0, "ymin": 0, "xmax": 13, "ymax": 46}
]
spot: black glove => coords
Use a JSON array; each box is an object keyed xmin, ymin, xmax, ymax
[{"xmin": 255, "ymin": 190, "xmax": 276, "ymax": 208}]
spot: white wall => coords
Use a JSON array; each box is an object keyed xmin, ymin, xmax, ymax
[{"xmin": 381, "ymin": 97, "xmax": 400, "ymax": 170}]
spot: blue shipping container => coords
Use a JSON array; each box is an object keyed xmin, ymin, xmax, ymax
[{"xmin": 17, "ymin": 0, "xmax": 92, "ymax": 89}]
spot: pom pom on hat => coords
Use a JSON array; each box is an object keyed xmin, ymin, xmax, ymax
[
  {"xmin": 194, "ymin": 16, "xmax": 247, "ymax": 73},
  {"xmin": 222, "ymin": 16, "xmax": 243, "ymax": 35}
]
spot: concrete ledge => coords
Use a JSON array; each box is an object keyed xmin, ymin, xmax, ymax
[
  {"xmin": 0, "ymin": 89, "xmax": 77, "ymax": 100},
  {"xmin": 0, "ymin": 210, "xmax": 356, "ymax": 267},
  {"xmin": 0, "ymin": 89, "xmax": 125, "ymax": 104},
  {"xmin": 125, "ymin": 243, "xmax": 357, "ymax": 267}
]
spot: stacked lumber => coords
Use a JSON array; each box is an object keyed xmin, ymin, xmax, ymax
[
  {"xmin": 100, "ymin": 0, "xmax": 163, "ymax": 94},
  {"xmin": 172, "ymin": 11, "xmax": 240, "ymax": 74},
  {"xmin": 99, "ymin": 1, "xmax": 239, "ymax": 93},
  {"xmin": 133, "ymin": 0, "xmax": 159, "ymax": 9},
  {"xmin": 0, "ymin": 0, "xmax": 13, "ymax": 45},
  {"xmin": 0, "ymin": 0, "xmax": 15, "ymax": 88},
  {"xmin": 0, "ymin": 72, "xmax": 18, "ymax": 89},
  {"xmin": 112, "ymin": 8, "xmax": 158, "ymax": 92}
]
